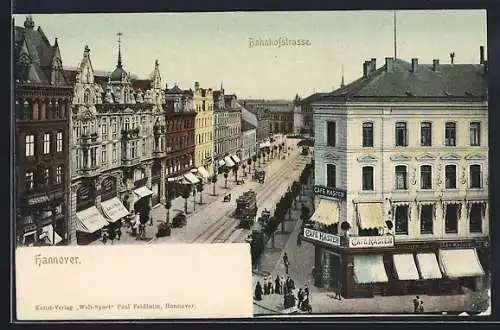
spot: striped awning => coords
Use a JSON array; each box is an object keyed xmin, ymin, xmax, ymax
[
  {"xmin": 438, "ymin": 249, "xmax": 485, "ymax": 278},
  {"xmin": 224, "ymin": 156, "xmax": 235, "ymax": 167},
  {"xmin": 218, "ymin": 160, "xmax": 226, "ymax": 167},
  {"xmin": 310, "ymin": 199, "xmax": 339, "ymax": 226},
  {"xmin": 231, "ymin": 155, "xmax": 241, "ymax": 163}
]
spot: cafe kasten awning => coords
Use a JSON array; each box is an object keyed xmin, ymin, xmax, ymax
[
  {"xmin": 415, "ymin": 253, "xmax": 443, "ymax": 279},
  {"xmin": 40, "ymin": 224, "xmax": 62, "ymax": 245},
  {"xmin": 438, "ymin": 249, "xmax": 485, "ymax": 278},
  {"xmin": 76, "ymin": 206, "xmax": 109, "ymax": 233},
  {"xmin": 218, "ymin": 160, "xmax": 226, "ymax": 167},
  {"xmin": 353, "ymin": 254, "xmax": 389, "ymax": 284},
  {"xmin": 310, "ymin": 199, "xmax": 338, "ymax": 226},
  {"xmin": 393, "ymin": 254, "xmax": 420, "ymax": 280},
  {"xmin": 224, "ymin": 156, "xmax": 235, "ymax": 167},
  {"xmin": 231, "ymin": 155, "xmax": 241, "ymax": 163},
  {"xmin": 101, "ymin": 197, "xmax": 130, "ymax": 223},
  {"xmin": 357, "ymin": 203, "xmax": 385, "ymax": 230},
  {"xmin": 134, "ymin": 186, "xmax": 154, "ymax": 199},
  {"xmin": 183, "ymin": 172, "xmax": 200, "ymax": 185},
  {"xmin": 197, "ymin": 166, "xmax": 210, "ymax": 179}
]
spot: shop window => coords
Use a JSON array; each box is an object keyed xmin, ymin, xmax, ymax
[
  {"xmin": 420, "ymin": 122, "xmax": 432, "ymax": 146},
  {"xmin": 362, "ymin": 166, "xmax": 374, "ymax": 191},
  {"xmin": 420, "ymin": 165, "xmax": 432, "ymax": 190},
  {"xmin": 469, "ymin": 203, "xmax": 483, "ymax": 233},
  {"xmin": 445, "ymin": 122, "xmax": 456, "ymax": 146},
  {"xmin": 395, "ymin": 165, "xmax": 408, "ymax": 190},
  {"xmin": 445, "ymin": 165, "xmax": 457, "ymax": 189},
  {"xmin": 420, "ymin": 204, "xmax": 434, "ymax": 234},
  {"xmin": 445, "ymin": 204, "xmax": 458, "ymax": 234},
  {"xmin": 25, "ymin": 171, "xmax": 34, "ymax": 191},
  {"xmin": 395, "ymin": 205, "xmax": 409, "ymax": 235},
  {"xmin": 55, "ymin": 165, "xmax": 63, "ymax": 184}
]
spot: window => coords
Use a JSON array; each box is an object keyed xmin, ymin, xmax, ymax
[
  {"xmin": 25, "ymin": 134, "xmax": 35, "ymax": 157},
  {"xmin": 102, "ymin": 149, "xmax": 107, "ymax": 163},
  {"xmin": 395, "ymin": 165, "xmax": 408, "ymax": 190},
  {"xmin": 102, "ymin": 122, "xmax": 108, "ymax": 138},
  {"xmin": 124, "ymin": 118, "xmax": 130, "ymax": 131},
  {"xmin": 362, "ymin": 122, "xmax": 373, "ymax": 147},
  {"xmin": 470, "ymin": 165, "xmax": 482, "ymax": 188},
  {"xmin": 112, "ymin": 144, "xmax": 117, "ymax": 161},
  {"xmin": 25, "ymin": 171, "xmax": 34, "ymax": 191},
  {"xmin": 55, "ymin": 165, "xmax": 63, "ymax": 184},
  {"xmin": 470, "ymin": 122, "xmax": 481, "ymax": 146},
  {"xmin": 112, "ymin": 118, "xmax": 117, "ymax": 139},
  {"xmin": 445, "ymin": 165, "xmax": 457, "ymax": 189},
  {"xmin": 90, "ymin": 149, "xmax": 97, "ymax": 167},
  {"xmin": 469, "ymin": 203, "xmax": 483, "ymax": 233},
  {"xmin": 420, "ymin": 122, "xmax": 432, "ymax": 146},
  {"xmin": 84, "ymin": 89, "xmax": 90, "ymax": 104},
  {"xmin": 445, "ymin": 122, "xmax": 456, "ymax": 146},
  {"xmin": 75, "ymin": 150, "xmax": 80, "ymax": 169},
  {"xmin": 131, "ymin": 141, "xmax": 136, "ymax": 159},
  {"xmin": 362, "ymin": 166, "xmax": 374, "ymax": 191},
  {"xmin": 395, "ymin": 205, "xmax": 409, "ymax": 235},
  {"xmin": 420, "ymin": 204, "xmax": 434, "ymax": 234},
  {"xmin": 395, "ymin": 122, "xmax": 407, "ymax": 147},
  {"xmin": 43, "ymin": 168, "xmax": 50, "ymax": 186},
  {"xmin": 43, "ymin": 133, "xmax": 51, "ymax": 154},
  {"xmin": 56, "ymin": 131, "xmax": 63, "ymax": 152},
  {"xmin": 420, "ymin": 165, "xmax": 432, "ymax": 190},
  {"xmin": 445, "ymin": 204, "xmax": 458, "ymax": 234},
  {"xmin": 326, "ymin": 121, "xmax": 336, "ymax": 146},
  {"xmin": 142, "ymin": 138, "xmax": 146, "ymax": 155}
]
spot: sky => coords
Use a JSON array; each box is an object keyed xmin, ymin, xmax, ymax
[{"xmin": 13, "ymin": 10, "xmax": 487, "ymax": 99}]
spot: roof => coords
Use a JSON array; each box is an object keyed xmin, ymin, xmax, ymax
[
  {"xmin": 316, "ymin": 58, "xmax": 488, "ymax": 103},
  {"xmin": 131, "ymin": 79, "xmax": 151, "ymax": 91},
  {"xmin": 241, "ymin": 119, "xmax": 257, "ymax": 131},
  {"xmin": 13, "ymin": 17, "xmax": 71, "ymax": 87},
  {"xmin": 166, "ymin": 85, "xmax": 184, "ymax": 94}
]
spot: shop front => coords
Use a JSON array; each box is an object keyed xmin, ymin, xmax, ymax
[
  {"xmin": 151, "ymin": 162, "xmax": 162, "ymax": 206},
  {"xmin": 132, "ymin": 168, "xmax": 154, "ymax": 224},
  {"xmin": 75, "ymin": 181, "xmax": 109, "ymax": 245},
  {"xmin": 100, "ymin": 176, "xmax": 130, "ymax": 232}
]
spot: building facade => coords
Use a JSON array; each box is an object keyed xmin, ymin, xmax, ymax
[
  {"xmin": 193, "ymin": 82, "xmax": 214, "ymax": 175},
  {"xmin": 242, "ymin": 99, "xmax": 293, "ymax": 136},
  {"xmin": 164, "ymin": 85, "xmax": 198, "ymax": 194},
  {"xmin": 295, "ymin": 93, "xmax": 319, "ymax": 136},
  {"xmin": 14, "ymin": 16, "xmax": 74, "ymax": 246},
  {"xmin": 304, "ymin": 53, "xmax": 489, "ymax": 298},
  {"xmin": 69, "ymin": 42, "xmax": 166, "ymax": 245},
  {"xmin": 241, "ymin": 119, "xmax": 257, "ymax": 163}
]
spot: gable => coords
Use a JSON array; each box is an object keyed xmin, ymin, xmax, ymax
[
  {"xmin": 390, "ymin": 154, "xmax": 411, "ymax": 162},
  {"xmin": 415, "ymin": 153, "xmax": 437, "ymax": 161},
  {"xmin": 440, "ymin": 153, "xmax": 462, "ymax": 161},
  {"xmin": 465, "ymin": 153, "xmax": 487, "ymax": 161},
  {"xmin": 357, "ymin": 154, "xmax": 378, "ymax": 163}
]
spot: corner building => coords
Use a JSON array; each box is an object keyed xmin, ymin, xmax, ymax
[{"xmin": 304, "ymin": 51, "xmax": 489, "ymax": 298}]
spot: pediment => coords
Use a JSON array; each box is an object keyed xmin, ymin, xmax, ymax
[
  {"xmin": 440, "ymin": 153, "xmax": 462, "ymax": 161},
  {"xmin": 415, "ymin": 153, "xmax": 437, "ymax": 161},
  {"xmin": 123, "ymin": 107, "xmax": 134, "ymax": 114},
  {"xmin": 390, "ymin": 154, "xmax": 411, "ymax": 162},
  {"xmin": 465, "ymin": 153, "xmax": 487, "ymax": 160},
  {"xmin": 323, "ymin": 153, "xmax": 339, "ymax": 161},
  {"xmin": 357, "ymin": 155, "xmax": 378, "ymax": 163}
]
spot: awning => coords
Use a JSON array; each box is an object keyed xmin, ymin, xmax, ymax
[
  {"xmin": 357, "ymin": 203, "xmax": 386, "ymax": 229},
  {"xmin": 197, "ymin": 166, "xmax": 210, "ymax": 179},
  {"xmin": 353, "ymin": 254, "xmax": 388, "ymax": 284},
  {"xmin": 39, "ymin": 225, "xmax": 62, "ymax": 245},
  {"xmin": 415, "ymin": 253, "xmax": 442, "ymax": 279},
  {"xmin": 218, "ymin": 160, "xmax": 226, "ymax": 167},
  {"xmin": 184, "ymin": 172, "xmax": 200, "ymax": 184},
  {"xmin": 134, "ymin": 186, "xmax": 153, "ymax": 198},
  {"xmin": 76, "ymin": 206, "xmax": 109, "ymax": 233},
  {"xmin": 259, "ymin": 143, "xmax": 266, "ymax": 149},
  {"xmin": 310, "ymin": 199, "xmax": 338, "ymax": 226},
  {"xmin": 224, "ymin": 156, "xmax": 235, "ymax": 167},
  {"xmin": 438, "ymin": 249, "xmax": 485, "ymax": 278},
  {"xmin": 393, "ymin": 254, "xmax": 420, "ymax": 280},
  {"xmin": 101, "ymin": 197, "xmax": 130, "ymax": 222},
  {"xmin": 265, "ymin": 141, "xmax": 271, "ymax": 147},
  {"xmin": 231, "ymin": 155, "xmax": 241, "ymax": 163}
]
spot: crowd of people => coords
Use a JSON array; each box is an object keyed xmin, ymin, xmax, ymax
[{"xmin": 254, "ymin": 273, "xmax": 311, "ymax": 312}]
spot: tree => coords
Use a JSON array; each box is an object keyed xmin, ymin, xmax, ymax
[
  {"xmin": 211, "ymin": 174, "xmax": 218, "ymax": 196},
  {"xmin": 223, "ymin": 168, "xmax": 229, "ymax": 189},
  {"xmin": 247, "ymin": 158, "xmax": 252, "ymax": 174},
  {"xmin": 273, "ymin": 145, "xmax": 278, "ymax": 158},
  {"xmin": 257, "ymin": 153, "xmax": 261, "ymax": 167},
  {"xmin": 165, "ymin": 198, "xmax": 172, "ymax": 224},
  {"xmin": 196, "ymin": 182, "xmax": 204, "ymax": 204},
  {"xmin": 192, "ymin": 186, "xmax": 196, "ymax": 211},
  {"xmin": 182, "ymin": 185, "xmax": 191, "ymax": 214}
]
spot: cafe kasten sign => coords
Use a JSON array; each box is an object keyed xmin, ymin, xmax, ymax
[
  {"xmin": 348, "ymin": 235, "xmax": 394, "ymax": 248},
  {"xmin": 303, "ymin": 228, "xmax": 341, "ymax": 246},
  {"xmin": 313, "ymin": 185, "xmax": 347, "ymax": 201}
]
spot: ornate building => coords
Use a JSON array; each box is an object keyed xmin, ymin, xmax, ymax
[
  {"xmin": 14, "ymin": 16, "xmax": 73, "ymax": 246},
  {"xmin": 193, "ymin": 82, "xmax": 214, "ymax": 176},
  {"xmin": 164, "ymin": 85, "xmax": 198, "ymax": 196},
  {"xmin": 305, "ymin": 52, "xmax": 489, "ymax": 298},
  {"xmin": 69, "ymin": 39, "xmax": 166, "ymax": 245}
]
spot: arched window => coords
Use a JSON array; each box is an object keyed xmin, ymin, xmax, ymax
[
  {"xmin": 84, "ymin": 89, "xmax": 90, "ymax": 104},
  {"xmin": 23, "ymin": 100, "xmax": 32, "ymax": 120}
]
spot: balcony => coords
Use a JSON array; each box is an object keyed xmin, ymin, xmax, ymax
[
  {"xmin": 79, "ymin": 133, "xmax": 99, "ymax": 146},
  {"xmin": 77, "ymin": 164, "xmax": 100, "ymax": 177}
]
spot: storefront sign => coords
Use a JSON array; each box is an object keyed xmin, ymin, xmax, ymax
[
  {"xmin": 27, "ymin": 195, "xmax": 50, "ymax": 205},
  {"xmin": 394, "ymin": 239, "xmax": 489, "ymax": 251},
  {"xmin": 313, "ymin": 185, "xmax": 346, "ymax": 201},
  {"xmin": 348, "ymin": 235, "xmax": 394, "ymax": 248},
  {"xmin": 303, "ymin": 228, "xmax": 341, "ymax": 246}
]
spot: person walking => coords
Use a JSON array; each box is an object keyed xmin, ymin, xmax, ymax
[
  {"xmin": 297, "ymin": 232, "xmax": 302, "ymax": 246},
  {"xmin": 413, "ymin": 296, "xmax": 421, "ymax": 313},
  {"xmin": 263, "ymin": 278, "xmax": 269, "ymax": 295},
  {"xmin": 418, "ymin": 301, "xmax": 424, "ymax": 313},
  {"xmin": 275, "ymin": 274, "xmax": 282, "ymax": 295},
  {"xmin": 297, "ymin": 288, "xmax": 304, "ymax": 309},
  {"xmin": 254, "ymin": 281, "xmax": 263, "ymax": 301},
  {"xmin": 116, "ymin": 227, "xmax": 122, "ymax": 241},
  {"xmin": 268, "ymin": 278, "xmax": 274, "ymax": 294},
  {"xmin": 283, "ymin": 252, "xmax": 290, "ymax": 275}
]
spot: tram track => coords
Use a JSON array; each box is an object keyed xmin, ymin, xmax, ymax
[{"xmin": 190, "ymin": 151, "xmax": 311, "ymax": 244}]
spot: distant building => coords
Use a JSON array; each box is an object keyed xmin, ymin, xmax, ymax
[
  {"xmin": 14, "ymin": 16, "xmax": 74, "ymax": 247},
  {"xmin": 241, "ymin": 119, "xmax": 257, "ymax": 165},
  {"xmin": 305, "ymin": 51, "xmax": 489, "ymax": 298},
  {"xmin": 239, "ymin": 100, "xmax": 270, "ymax": 144},
  {"xmin": 193, "ymin": 82, "xmax": 214, "ymax": 176},
  {"xmin": 296, "ymin": 92, "xmax": 323, "ymax": 136},
  {"xmin": 242, "ymin": 99, "xmax": 294, "ymax": 135}
]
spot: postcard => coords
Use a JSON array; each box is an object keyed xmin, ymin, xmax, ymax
[{"xmin": 12, "ymin": 9, "xmax": 490, "ymax": 321}]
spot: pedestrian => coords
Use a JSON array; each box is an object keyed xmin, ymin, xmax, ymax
[
  {"xmin": 297, "ymin": 232, "xmax": 302, "ymax": 246},
  {"xmin": 263, "ymin": 278, "xmax": 269, "ymax": 295},
  {"xmin": 102, "ymin": 230, "xmax": 108, "ymax": 244},
  {"xmin": 335, "ymin": 280, "xmax": 342, "ymax": 300},
  {"xmin": 283, "ymin": 252, "xmax": 290, "ymax": 274},
  {"xmin": 290, "ymin": 277, "xmax": 296, "ymax": 290},
  {"xmin": 116, "ymin": 228, "xmax": 122, "ymax": 241},
  {"xmin": 304, "ymin": 283, "xmax": 310, "ymax": 297},
  {"xmin": 275, "ymin": 274, "xmax": 282, "ymax": 295},
  {"xmin": 297, "ymin": 288, "xmax": 304, "ymax": 309},
  {"xmin": 418, "ymin": 301, "xmax": 424, "ymax": 313},
  {"xmin": 254, "ymin": 281, "xmax": 263, "ymax": 301},
  {"xmin": 268, "ymin": 278, "xmax": 274, "ymax": 294},
  {"xmin": 413, "ymin": 296, "xmax": 420, "ymax": 313},
  {"xmin": 108, "ymin": 228, "xmax": 116, "ymax": 245}
]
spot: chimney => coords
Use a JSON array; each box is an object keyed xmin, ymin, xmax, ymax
[
  {"xmin": 363, "ymin": 61, "xmax": 369, "ymax": 78},
  {"xmin": 371, "ymin": 58, "xmax": 376, "ymax": 71},
  {"xmin": 432, "ymin": 59, "xmax": 439, "ymax": 72},
  {"xmin": 480, "ymin": 46, "xmax": 485, "ymax": 64},
  {"xmin": 385, "ymin": 57, "xmax": 394, "ymax": 71},
  {"xmin": 194, "ymin": 81, "xmax": 200, "ymax": 90},
  {"xmin": 411, "ymin": 58, "xmax": 418, "ymax": 72}
]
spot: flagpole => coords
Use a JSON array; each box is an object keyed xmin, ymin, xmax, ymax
[{"xmin": 393, "ymin": 10, "xmax": 397, "ymax": 60}]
